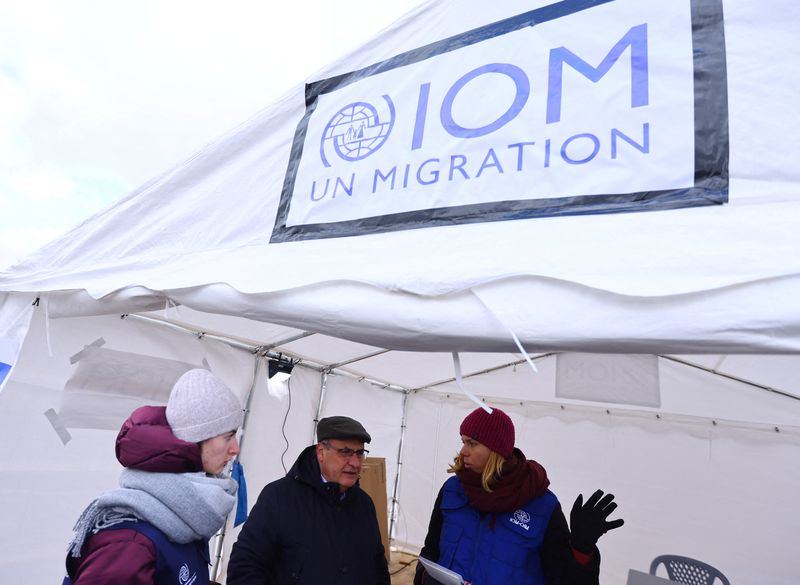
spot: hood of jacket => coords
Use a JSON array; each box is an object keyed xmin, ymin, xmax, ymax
[{"xmin": 115, "ymin": 405, "xmax": 203, "ymax": 473}]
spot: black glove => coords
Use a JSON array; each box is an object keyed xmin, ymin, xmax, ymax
[{"xmin": 569, "ymin": 489, "xmax": 625, "ymax": 553}]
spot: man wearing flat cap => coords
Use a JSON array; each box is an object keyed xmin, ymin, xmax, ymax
[{"xmin": 228, "ymin": 416, "xmax": 390, "ymax": 585}]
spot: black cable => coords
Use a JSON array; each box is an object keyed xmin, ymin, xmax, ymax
[
  {"xmin": 390, "ymin": 556, "xmax": 419, "ymax": 576},
  {"xmin": 280, "ymin": 377, "xmax": 292, "ymax": 473}
]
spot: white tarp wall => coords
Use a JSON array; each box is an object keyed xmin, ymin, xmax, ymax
[
  {"xmin": 0, "ymin": 307, "xmax": 406, "ymax": 583},
  {"xmin": 1, "ymin": 304, "xmax": 798, "ymax": 584}
]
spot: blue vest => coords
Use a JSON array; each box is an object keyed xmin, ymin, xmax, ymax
[
  {"xmin": 63, "ymin": 521, "xmax": 210, "ymax": 585},
  {"xmin": 437, "ymin": 476, "xmax": 558, "ymax": 585}
]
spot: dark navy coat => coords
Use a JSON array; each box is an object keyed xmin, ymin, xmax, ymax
[{"xmin": 227, "ymin": 445, "xmax": 390, "ymax": 585}]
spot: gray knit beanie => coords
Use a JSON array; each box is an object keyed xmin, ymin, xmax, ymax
[{"xmin": 166, "ymin": 369, "xmax": 244, "ymax": 443}]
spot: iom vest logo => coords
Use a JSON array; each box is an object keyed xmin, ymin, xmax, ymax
[
  {"xmin": 511, "ymin": 509, "xmax": 531, "ymax": 531},
  {"xmin": 320, "ymin": 97, "xmax": 396, "ymax": 167},
  {"xmin": 178, "ymin": 562, "xmax": 197, "ymax": 585},
  {"xmin": 273, "ymin": 0, "xmax": 728, "ymax": 242}
]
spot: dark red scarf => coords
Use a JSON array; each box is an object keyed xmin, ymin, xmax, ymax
[{"xmin": 456, "ymin": 448, "xmax": 550, "ymax": 514}]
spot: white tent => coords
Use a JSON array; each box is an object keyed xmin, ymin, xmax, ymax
[{"xmin": 1, "ymin": 0, "xmax": 799, "ymax": 583}]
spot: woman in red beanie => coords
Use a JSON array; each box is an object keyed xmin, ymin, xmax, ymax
[{"xmin": 414, "ymin": 407, "xmax": 623, "ymax": 585}]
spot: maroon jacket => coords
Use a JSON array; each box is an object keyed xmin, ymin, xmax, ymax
[{"xmin": 65, "ymin": 406, "xmax": 205, "ymax": 585}]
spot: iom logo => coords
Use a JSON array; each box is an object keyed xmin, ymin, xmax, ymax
[
  {"xmin": 320, "ymin": 97, "xmax": 395, "ymax": 166},
  {"xmin": 511, "ymin": 509, "xmax": 531, "ymax": 530},
  {"xmin": 178, "ymin": 562, "xmax": 197, "ymax": 585}
]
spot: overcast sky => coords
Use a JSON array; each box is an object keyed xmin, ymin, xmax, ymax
[{"xmin": 0, "ymin": 0, "xmax": 423, "ymax": 271}]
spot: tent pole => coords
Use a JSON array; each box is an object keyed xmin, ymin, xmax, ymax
[
  {"xmin": 237, "ymin": 353, "xmax": 264, "ymax": 456},
  {"xmin": 210, "ymin": 352, "xmax": 262, "ymax": 582},
  {"xmin": 312, "ymin": 369, "xmax": 330, "ymax": 443},
  {"xmin": 411, "ymin": 353, "xmax": 556, "ymax": 392},
  {"xmin": 659, "ymin": 355, "xmax": 800, "ymax": 402},
  {"xmin": 122, "ymin": 313, "xmax": 409, "ymax": 393},
  {"xmin": 388, "ymin": 390, "xmax": 409, "ymax": 547}
]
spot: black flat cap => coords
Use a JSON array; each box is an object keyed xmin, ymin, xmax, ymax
[{"xmin": 317, "ymin": 416, "xmax": 371, "ymax": 443}]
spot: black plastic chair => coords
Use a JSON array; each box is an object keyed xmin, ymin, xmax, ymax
[{"xmin": 650, "ymin": 555, "xmax": 730, "ymax": 585}]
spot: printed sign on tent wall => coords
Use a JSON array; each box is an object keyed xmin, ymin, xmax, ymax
[
  {"xmin": 555, "ymin": 353, "xmax": 661, "ymax": 407},
  {"xmin": 272, "ymin": 0, "xmax": 727, "ymax": 241}
]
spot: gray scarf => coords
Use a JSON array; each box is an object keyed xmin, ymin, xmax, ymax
[{"xmin": 68, "ymin": 469, "xmax": 237, "ymax": 557}]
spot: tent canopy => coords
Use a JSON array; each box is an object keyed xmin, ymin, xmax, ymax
[{"xmin": 2, "ymin": 0, "xmax": 799, "ymax": 354}]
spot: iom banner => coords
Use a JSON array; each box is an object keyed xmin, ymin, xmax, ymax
[{"xmin": 272, "ymin": 0, "xmax": 727, "ymax": 242}]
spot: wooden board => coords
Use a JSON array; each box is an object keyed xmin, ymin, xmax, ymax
[{"xmin": 360, "ymin": 456, "xmax": 390, "ymax": 562}]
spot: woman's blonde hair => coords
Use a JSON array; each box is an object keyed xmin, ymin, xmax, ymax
[{"xmin": 448, "ymin": 450, "xmax": 506, "ymax": 492}]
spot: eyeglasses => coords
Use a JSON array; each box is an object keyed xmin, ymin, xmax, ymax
[{"xmin": 322, "ymin": 441, "xmax": 369, "ymax": 460}]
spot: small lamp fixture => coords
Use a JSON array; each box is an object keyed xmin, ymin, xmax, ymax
[{"xmin": 268, "ymin": 356, "xmax": 295, "ymax": 383}]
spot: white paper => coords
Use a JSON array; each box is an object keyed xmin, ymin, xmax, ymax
[{"xmin": 418, "ymin": 557, "xmax": 465, "ymax": 585}]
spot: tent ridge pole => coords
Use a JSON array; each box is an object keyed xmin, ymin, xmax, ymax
[
  {"xmin": 327, "ymin": 348, "xmax": 392, "ymax": 369},
  {"xmin": 260, "ymin": 330, "xmax": 316, "ymax": 349},
  {"xmin": 410, "ymin": 352, "xmax": 557, "ymax": 392},
  {"xmin": 659, "ymin": 355, "xmax": 800, "ymax": 402},
  {"xmin": 122, "ymin": 313, "xmax": 408, "ymax": 391},
  {"xmin": 122, "ymin": 312, "xmax": 260, "ymax": 353},
  {"xmin": 332, "ymin": 370, "xmax": 409, "ymax": 394}
]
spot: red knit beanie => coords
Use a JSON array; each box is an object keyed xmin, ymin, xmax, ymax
[{"xmin": 459, "ymin": 407, "xmax": 515, "ymax": 458}]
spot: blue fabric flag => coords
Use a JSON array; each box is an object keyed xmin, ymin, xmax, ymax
[
  {"xmin": 231, "ymin": 459, "xmax": 248, "ymax": 527},
  {"xmin": 0, "ymin": 362, "xmax": 11, "ymax": 388},
  {"xmin": 0, "ymin": 297, "xmax": 35, "ymax": 394}
]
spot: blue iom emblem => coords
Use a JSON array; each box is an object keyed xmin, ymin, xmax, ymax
[{"xmin": 319, "ymin": 97, "xmax": 395, "ymax": 167}]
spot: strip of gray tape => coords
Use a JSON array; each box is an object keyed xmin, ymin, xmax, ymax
[
  {"xmin": 44, "ymin": 408, "xmax": 72, "ymax": 445},
  {"xmin": 69, "ymin": 337, "xmax": 106, "ymax": 364}
]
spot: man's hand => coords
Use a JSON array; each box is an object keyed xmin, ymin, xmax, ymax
[{"xmin": 569, "ymin": 489, "xmax": 624, "ymax": 553}]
